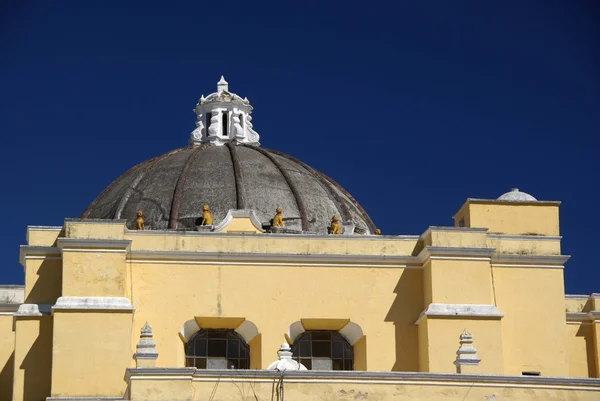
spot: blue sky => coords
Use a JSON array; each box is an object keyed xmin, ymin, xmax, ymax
[{"xmin": 1, "ymin": 1, "xmax": 599, "ymax": 293}]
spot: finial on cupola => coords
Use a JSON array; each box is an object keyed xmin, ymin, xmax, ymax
[{"xmin": 217, "ymin": 75, "xmax": 229, "ymax": 92}]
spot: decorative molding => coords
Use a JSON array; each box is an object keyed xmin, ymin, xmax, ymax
[
  {"xmin": 338, "ymin": 321, "xmax": 364, "ymax": 345},
  {"xmin": 213, "ymin": 209, "xmax": 265, "ymax": 233},
  {"xmin": 0, "ymin": 304, "xmax": 20, "ymax": 313},
  {"xmin": 26, "ymin": 225, "xmax": 63, "ymax": 230},
  {"xmin": 129, "ymin": 249, "xmax": 421, "ymax": 269},
  {"xmin": 15, "ymin": 303, "xmax": 51, "ymax": 316},
  {"xmin": 566, "ymin": 312, "xmax": 591, "ymax": 324},
  {"xmin": 57, "ymin": 238, "xmax": 131, "ymax": 252},
  {"xmin": 234, "ymin": 320, "xmax": 259, "ymax": 344},
  {"xmin": 267, "ymin": 343, "xmax": 307, "ymax": 371},
  {"xmin": 415, "ymin": 303, "xmax": 504, "ymax": 325},
  {"xmin": 125, "ymin": 368, "xmax": 600, "ymax": 389},
  {"xmin": 418, "ymin": 246, "xmax": 495, "ymax": 263},
  {"xmin": 422, "ymin": 226, "xmax": 488, "ymax": 238},
  {"xmin": 565, "ymin": 294, "xmax": 590, "ymax": 300},
  {"xmin": 589, "ymin": 311, "xmax": 600, "ymax": 322},
  {"xmin": 464, "ymin": 198, "xmax": 561, "ymax": 206},
  {"xmin": 64, "ymin": 218, "xmax": 128, "ymax": 224},
  {"xmin": 487, "ymin": 234, "xmax": 562, "ymax": 241},
  {"xmin": 47, "ymin": 398, "xmax": 123, "ymax": 401},
  {"xmin": 491, "ymin": 254, "xmax": 570, "ymax": 269},
  {"xmin": 19, "ymin": 245, "xmax": 61, "ymax": 266},
  {"xmin": 52, "ymin": 297, "xmax": 134, "ymax": 312},
  {"xmin": 126, "ymin": 228, "xmax": 419, "ymax": 241},
  {"xmin": 134, "ymin": 322, "xmax": 158, "ymax": 367},
  {"xmin": 454, "ymin": 329, "xmax": 481, "ymax": 372}
]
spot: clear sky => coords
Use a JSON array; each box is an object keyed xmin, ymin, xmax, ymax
[{"xmin": 1, "ymin": 1, "xmax": 599, "ymax": 293}]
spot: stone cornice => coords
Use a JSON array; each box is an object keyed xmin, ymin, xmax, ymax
[
  {"xmin": 126, "ymin": 229, "xmax": 420, "ymax": 241},
  {"xmin": 487, "ymin": 233, "xmax": 562, "ymax": 241},
  {"xmin": 64, "ymin": 218, "xmax": 127, "ymax": 225},
  {"xmin": 52, "ymin": 297, "xmax": 134, "ymax": 312},
  {"xmin": 19, "ymin": 245, "xmax": 61, "ymax": 266},
  {"xmin": 57, "ymin": 238, "xmax": 131, "ymax": 252},
  {"xmin": 421, "ymin": 226, "xmax": 488, "ymax": 239},
  {"xmin": 565, "ymin": 294, "xmax": 590, "ymax": 300},
  {"xmin": 491, "ymin": 254, "xmax": 570, "ymax": 268},
  {"xmin": 566, "ymin": 311, "xmax": 600, "ymax": 324},
  {"xmin": 0, "ymin": 304, "xmax": 20, "ymax": 313},
  {"xmin": 125, "ymin": 368, "xmax": 600, "ymax": 389},
  {"xmin": 464, "ymin": 198, "xmax": 561, "ymax": 206},
  {"xmin": 129, "ymin": 250, "xmax": 421, "ymax": 268},
  {"xmin": 414, "ymin": 303, "xmax": 504, "ymax": 325},
  {"xmin": 15, "ymin": 303, "xmax": 51, "ymax": 316},
  {"xmin": 418, "ymin": 246, "xmax": 495, "ymax": 263},
  {"xmin": 566, "ymin": 312, "xmax": 590, "ymax": 323}
]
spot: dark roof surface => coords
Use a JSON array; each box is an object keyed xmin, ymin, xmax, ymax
[{"xmin": 81, "ymin": 144, "xmax": 376, "ymax": 234}]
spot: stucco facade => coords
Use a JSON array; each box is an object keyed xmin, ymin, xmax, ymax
[
  {"xmin": 1, "ymin": 79, "xmax": 599, "ymax": 400},
  {"xmin": 1, "ymin": 201, "xmax": 599, "ymax": 400}
]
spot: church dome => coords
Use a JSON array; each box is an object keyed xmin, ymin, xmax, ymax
[
  {"xmin": 81, "ymin": 78, "xmax": 376, "ymax": 234},
  {"xmin": 497, "ymin": 188, "xmax": 537, "ymax": 202}
]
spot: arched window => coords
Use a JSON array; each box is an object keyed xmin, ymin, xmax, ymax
[
  {"xmin": 291, "ymin": 331, "xmax": 353, "ymax": 370},
  {"xmin": 185, "ymin": 329, "xmax": 249, "ymax": 369}
]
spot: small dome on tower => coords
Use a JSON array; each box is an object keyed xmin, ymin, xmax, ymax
[{"xmin": 497, "ymin": 188, "xmax": 537, "ymax": 202}]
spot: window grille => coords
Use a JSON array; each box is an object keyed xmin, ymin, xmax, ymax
[
  {"xmin": 185, "ymin": 329, "xmax": 249, "ymax": 369},
  {"xmin": 291, "ymin": 331, "xmax": 353, "ymax": 370}
]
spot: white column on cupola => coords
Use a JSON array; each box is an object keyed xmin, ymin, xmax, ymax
[{"xmin": 190, "ymin": 76, "xmax": 260, "ymax": 146}]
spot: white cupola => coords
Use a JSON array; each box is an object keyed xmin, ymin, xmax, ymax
[{"xmin": 190, "ymin": 76, "xmax": 260, "ymax": 146}]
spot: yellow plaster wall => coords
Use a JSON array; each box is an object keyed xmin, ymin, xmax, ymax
[
  {"xmin": 566, "ymin": 297, "xmax": 591, "ymax": 313},
  {"xmin": 125, "ymin": 231, "xmax": 419, "ymax": 256},
  {"xmin": 593, "ymin": 323, "xmax": 600, "ymax": 379},
  {"xmin": 424, "ymin": 229, "xmax": 488, "ymax": 248},
  {"xmin": 12, "ymin": 317, "xmax": 52, "ymax": 401},
  {"xmin": 127, "ymin": 375, "xmax": 600, "ymax": 401},
  {"xmin": 61, "ymin": 251, "xmax": 127, "ymax": 297},
  {"xmin": 420, "ymin": 318, "xmax": 504, "ymax": 374},
  {"xmin": 425, "ymin": 259, "xmax": 493, "ymax": 304},
  {"xmin": 65, "ymin": 221, "xmax": 124, "ymax": 239},
  {"xmin": 22, "ymin": 258, "xmax": 62, "ymax": 304},
  {"xmin": 567, "ymin": 323, "xmax": 597, "ymax": 378},
  {"xmin": 0, "ymin": 315, "xmax": 14, "ymax": 401},
  {"xmin": 26, "ymin": 228, "xmax": 62, "ymax": 246},
  {"xmin": 130, "ymin": 262, "xmax": 423, "ymax": 372},
  {"xmin": 488, "ymin": 237, "xmax": 561, "ymax": 255},
  {"xmin": 493, "ymin": 267, "xmax": 568, "ymax": 376},
  {"xmin": 51, "ymin": 312, "xmax": 133, "ymax": 397},
  {"xmin": 464, "ymin": 202, "xmax": 560, "ymax": 236}
]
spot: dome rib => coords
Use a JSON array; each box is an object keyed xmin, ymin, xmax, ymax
[
  {"xmin": 267, "ymin": 148, "xmax": 353, "ymax": 226},
  {"xmin": 226, "ymin": 143, "xmax": 246, "ymax": 209},
  {"xmin": 169, "ymin": 145, "xmax": 211, "ymax": 229},
  {"xmin": 318, "ymin": 172, "xmax": 377, "ymax": 233},
  {"xmin": 80, "ymin": 147, "xmax": 189, "ymax": 219},
  {"xmin": 115, "ymin": 147, "xmax": 190, "ymax": 219},
  {"xmin": 248, "ymin": 145, "xmax": 309, "ymax": 231}
]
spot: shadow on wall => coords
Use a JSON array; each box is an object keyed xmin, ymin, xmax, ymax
[
  {"xmin": 577, "ymin": 324, "xmax": 597, "ymax": 378},
  {"xmin": 0, "ymin": 352, "xmax": 14, "ymax": 401},
  {"xmin": 25, "ymin": 259, "xmax": 62, "ymax": 305},
  {"xmin": 384, "ymin": 269, "xmax": 424, "ymax": 372},
  {"xmin": 21, "ymin": 318, "xmax": 53, "ymax": 401}
]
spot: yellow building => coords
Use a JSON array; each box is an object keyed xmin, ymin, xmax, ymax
[{"xmin": 1, "ymin": 77, "xmax": 599, "ymax": 400}]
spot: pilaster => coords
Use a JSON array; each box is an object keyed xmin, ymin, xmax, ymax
[
  {"xmin": 51, "ymin": 220, "xmax": 134, "ymax": 398},
  {"xmin": 417, "ymin": 228, "xmax": 504, "ymax": 374},
  {"xmin": 591, "ymin": 310, "xmax": 600, "ymax": 378},
  {"xmin": 12, "ymin": 305, "xmax": 52, "ymax": 401}
]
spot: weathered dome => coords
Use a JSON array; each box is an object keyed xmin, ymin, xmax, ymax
[
  {"xmin": 497, "ymin": 188, "xmax": 537, "ymax": 202},
  {"xmin": 81, "ymin": 143, "xmax": 376, "ymax": 234}
]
